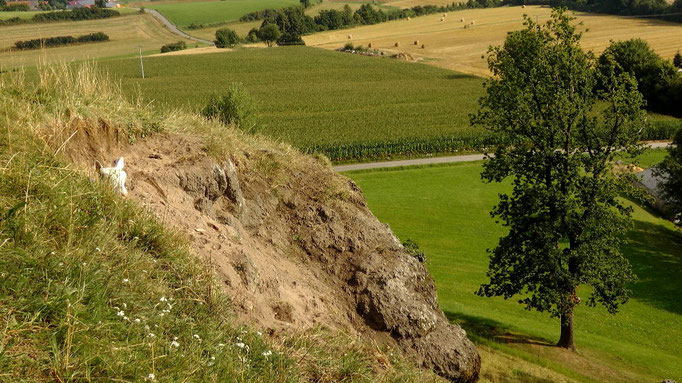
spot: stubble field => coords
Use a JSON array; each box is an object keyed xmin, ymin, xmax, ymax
[{"xmin": 305, "ymin": 5, "xmax": 682, "ymax": 76}]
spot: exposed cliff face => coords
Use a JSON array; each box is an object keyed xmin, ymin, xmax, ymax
[{"xmin": 84, "ymin": 132, "xmax": 480, "ymax": 382}]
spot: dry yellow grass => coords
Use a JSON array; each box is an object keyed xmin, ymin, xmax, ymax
[
  {"xmin": 304, "ymin": 5, "xmax": 682, "ymax": 76},
  {"xmin": 0, "ymin": 14, "xmax": 194, "ymax": 68}
]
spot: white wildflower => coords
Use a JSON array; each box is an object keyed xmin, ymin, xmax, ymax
[
  {"xmin": 193, "ymin": 334, "xmax": 201, "ymax": 340},
  {"xmin": 147, "ymin": 373, "xmax": 155, "ymax": 380},
  {"xmin": 116, "ymin": 310, "xmax": 125, "ymax": 317},
  {"xmin": 256, "ymin": 331, "xmax": 262, "ymax": 336},
  {"xmin": 159, "ymin": 296, "xmax": 168, "ymax": 302},
  {"xmin": 95, "ymin": 247, "xmax": 101, "ymax": 252},
  {"xmin": 58, "ymin": 262, "xmax": 64, "ymax": 267},
  {"xmin": 217, "ymin": 343, "xmax": 225, "ymax": 347},
  {"xmin": 122, "ymin": 303, "xmax": 127, "ymax": 309},
  {"xmin": 262, "ymin": 350, "xmax": 272, "ymax": 357},
  {"xmin": 123, "ymin": 316, "xmax": 129, "ymax": 321},
  {"xmin": 235, "ymin": 342, "xmax": 245, "ymax": 349},
  {"xmin": 148, "ymin": 333, "xmax": 155, "ymax": 338},
  {"xmin": 122, "ymin": 278, "xmax": 129, "ymax": 283},
  {"xmin": 171, "ymin": 341, "xmax": 180, "ymax": 348},
  {"xmin": 134, "ymin": 318, "xmax": 141, "ymax": 324}
]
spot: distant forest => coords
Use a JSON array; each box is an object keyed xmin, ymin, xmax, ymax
[{"xmin": 508, "ymin": 0, "xmax": 682, "ymax": 21}]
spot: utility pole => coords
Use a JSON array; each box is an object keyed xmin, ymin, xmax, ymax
[{"xmin": 138, "ymin": 45, "xmax": 145, "ymax": 79}]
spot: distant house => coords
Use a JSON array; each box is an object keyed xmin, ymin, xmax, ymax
[
  {"xmin": 636, "ymin": 167, "xmax": 668, "ymax": 214},
  {"xmin": 66, "ymin": 0, "xmax": 120, "ymax": 9}
]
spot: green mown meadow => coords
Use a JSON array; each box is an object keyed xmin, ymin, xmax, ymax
[
  {"xmin": 347, "ymin": 158, "xmax": 682, "ymax": 382},
  {"xmin": 143, "ymin": 0, "xmax": 300, "ymax": 28},
  {"xmin": 107, "ymin": 47, "xmax": 680, "ymax": 162}
]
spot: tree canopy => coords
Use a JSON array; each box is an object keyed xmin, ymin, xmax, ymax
[{"xmin": 472, "ymin": 8, "xmax": 646, "ymax": 349}]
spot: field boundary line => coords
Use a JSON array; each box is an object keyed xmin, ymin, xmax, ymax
[
  {"xmin": 143, "ymin": 8, "xmax": 214, "ymax": 45},
  {"xmin": 333, "ymin": 141, "xmax": 672, "ymax": 172}
]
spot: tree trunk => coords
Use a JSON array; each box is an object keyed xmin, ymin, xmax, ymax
[{"xmin": 557, "ymin": 312, "xmax": 576, "ymax": 350}]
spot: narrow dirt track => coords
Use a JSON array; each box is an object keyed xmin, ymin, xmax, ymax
[
  {"xmin": 333, "ymin": 141, "xmax": 672, "ymax": 172},
  {"xmin": 143, "ymin": 8, "xmax": 214, "ymax": 45}
]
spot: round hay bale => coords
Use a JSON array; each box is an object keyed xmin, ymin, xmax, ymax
[
  {"xmin": 440, "ymin": 17, "xmax": 444, "ymax": 21},
  {"xmin": 471, "ymin": 20, "xmax": 475, "ymax": 25},
  {"xmin": 443, "ymin": 13, "xmax": 447, "ymax": 17},
  {"xmin": 414, "ymin": 40, "xmax": 419, "ymax": 45},
  {"xmin": 421, "ymin": 44, "xmax": 425, "ymax": 49},
  {"xmin": 522, "ymin": 4, "xmax": 526, "ymax": 8},
  {"xmin": 460, "ymin": 17, "xmax": 464, "ymax": 22},
  {"xmin": 407, "ymin": 16, "xmax": 411, "ymax": 20},
  {"xmin": 368, "ymin": 42, "xmax": 373, "ymax": 48},
  {"xmin": 463, "ymin": 24, "xmax": 468, "ymax": 29},
  {"xmin": 394, "ymin": 41, "xmax": 400, "ymax": 47},
  {"xmin": 347, "ymin": 34, "xmax": 352, "ymax": 39}
]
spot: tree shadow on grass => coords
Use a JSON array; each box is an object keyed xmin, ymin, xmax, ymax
[
  {"xmin": 444, "ymin": 73, "xmax": 480, "ymax": 80},
  {"xmin": 444, "ymin": 310, "xmax": 555, "ymax": 348},
  {"xmin": 624, "ymin": 220, "xmax": 682, "ymax": 315}
]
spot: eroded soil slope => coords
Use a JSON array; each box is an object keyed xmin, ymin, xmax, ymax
[{"xmin": 82, "ymin": 132, "xmax": 480, "ymax": 382}]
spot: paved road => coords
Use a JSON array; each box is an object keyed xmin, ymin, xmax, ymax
[
  {"xmin": 333, "ymin": 141, "xmax": 672, "ymax": 172},
  {"xmin": 144, "ymin": 9, "xmax": 214, "ymax": 45}
]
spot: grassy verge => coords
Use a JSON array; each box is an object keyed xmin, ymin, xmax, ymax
[
  {"xmin": 0, "ymin": 63, "xmax": 441, "ymax": 382},
  {"xmin": 346, "ymin": 156, "xmax": 682, "ymax": 382}
]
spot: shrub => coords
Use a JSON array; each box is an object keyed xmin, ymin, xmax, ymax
[
  {"xmin": 32, "ymin": 7, "xmax": 119, "ymax": 22},
  {"xmin": 656, "ymin": 128, "xmax": 682, "ymax": 221},
  {"xmin": 257, "ymin": 24, "xmax": 281, "ymax": 47},
  {"xmin": 277, "ymin": 32, "xmax": 305, "ymax": 46},
  {"xmin": 402, "ymin": 239, "xmax": 426, "ymax": 263},
  {"xmin": 246, "ymin": 28, "xmax": 259, "ymax": 43},
  {"xmin": 214, "ymin": 28, "xmax": 240, "ymax": 48},
  {"xmin": 201, "ymin": 83, "xmax": 257, "ymax": 132},
  {"xmin": 160, "ymin": 40, "xmax": 186, "ymax": 53}
]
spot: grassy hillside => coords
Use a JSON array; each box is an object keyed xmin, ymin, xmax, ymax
[
  {"xmin": 347, "ymin": 160, "xmax": 682, "ymax": 382},
  {"xmin": 0, "ymin": 13, "xmax": 195, "ymax": 68},
  {"xmin": 305, "ymin": 5, "xmax": 682, "ymax": 76},
  {"xmin": 143, "ymin": 0, "xmax": 300, "ymax": 28},
  {"xmin": 0, "ymin": 63, "xmax": 442, "ymax": 382}
]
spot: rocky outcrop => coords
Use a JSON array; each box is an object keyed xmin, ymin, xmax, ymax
[{"xmin": 111, "ymin": 133, "xmax": 480, "ymax": 382}]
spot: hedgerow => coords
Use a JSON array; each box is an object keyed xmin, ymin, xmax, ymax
[{"xmin": 14, "ymin": 32, "xmax": 109, "ymax": 50}]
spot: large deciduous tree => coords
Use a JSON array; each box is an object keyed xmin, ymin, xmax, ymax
[{"xmin": 472, "ymin": 8, "xmax": 646, "ymax": 350}]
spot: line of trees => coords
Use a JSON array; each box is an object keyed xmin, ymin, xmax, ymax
[
  {"xmin": 508, "ymin": 0, "xmax": 682, "ymax": 21},
  {"xmin": 0, "ymin": 0, "xmax": 30, "ymax": 11},
  {"xmin": 238, "ymin": 0, "xmax": 500, "ymax": 47},
  {"xmin": 0, "ymin": 7, "xmax": 119, "ymax": 26},
  {"xmin": 14, "ymin": 32, "xmax": 109, "ymax": 50}
]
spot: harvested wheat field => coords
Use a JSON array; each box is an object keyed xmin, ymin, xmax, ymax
[
  {"xmin": 305, "ymin": 5, "xmax": 682, "ymax": 76},
  {"xmin": 0, "ymin": 14, "xmax": 194, "ymax": 68}
]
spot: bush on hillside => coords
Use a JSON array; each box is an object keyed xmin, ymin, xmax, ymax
[
  {"xmin": 201, "ymin": 83, "xmax": 257, "ymax": 132},
  {"xmin": 277, "ymin": 32, "xmax": 305, "ymax": 46},
  {"xmin": 402, "ymin": 239, "xmax": 426, "ymax": 263},
  {"xmin": 214, "ymin": 28, "xmax": 240, "ymax": 48},
  {"xmin": 245, "ymin": 27, "xmax": 259, "ymax": 43},
  {"xmin": 160, "ymin": 40, "xmax": 186, "ymax": 53},
  {"xmin": 32, "ymin": 7, "xmax": 119, "ymax": 22},
  {"xmin": 257, "ymin": 23, "xmax": 281, "ymax": 47}
]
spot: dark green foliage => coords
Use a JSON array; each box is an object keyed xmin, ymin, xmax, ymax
[
  {"xmin": 402, "ymin": 239, "xmax": 426, "ymax": 263},
  {"xmin": 656, "ymin": 128, "xmax": 682, "ymax": 220},
  {"xmin": 214, "ymin": 28, "xmax": 240, "ymax": 48},
  {"xmin": 674, "ymin": 52, "xmax": 682, "ymax": 68},
  {"xmin": 277, "ymin": 32, "xmax": 304, "ymax": 46},
  {"xmin": 1, "ymin": 2, "xmax": 29, "ymax": 11},
  {"xmin": 160, "ymin": 40, "xmax": 186, "ymax": 53},
  {"xmin": 472, "ymin": 9, "xmax": 645, "ymax": 349},
  {"xmin": 599, "ymin": 39, "xmax": 682, "ymax": 117},
  {"xmin": 32, "ymin": 7, "xmax": 119, "ymax": 21},
  {"xmin": 259, "ymin": 6, "xmax": 315, "ymax": 38},
  {"xmin": 95, "ymin": 0, "xmax": 106, "ymax": 8},
  {"xmin": 354, "ymin": 4, "xmax": 387, "ymax": 25},
  {"xmin": 246, "ymin": 27, "xmax": 259, "ymax": 42},
  {"xmin": 14, "ymin": 32, "xmax": 109, "ymax": 50},
  {"xmin": 257, "ymin": 23, "xmax": 281, "ymax": 46},
  {"xmin": 300, "ymin": 0, "xmax": 310, "ymax": 8},
  {"xmin": 201, "ymin": 83, "xmax": 257, "ymax": 131},
  {"xmin": 0, "ymin": 0, "xmax": 7, "ymax": 7}
]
